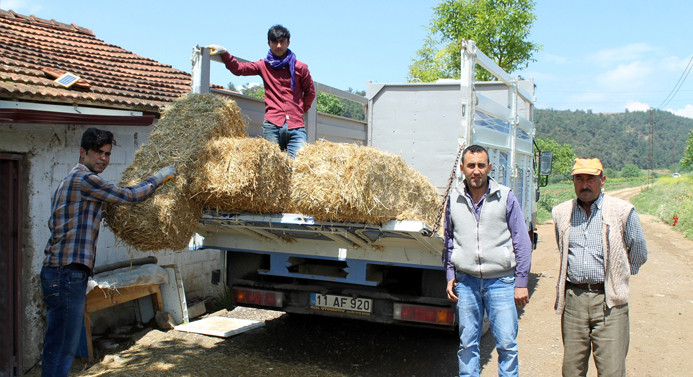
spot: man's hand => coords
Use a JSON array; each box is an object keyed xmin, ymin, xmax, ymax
[
  {"xmin": 206, "ymin": 44, "xmax": 227, "ymax": 62},
  {"xmin": 152, "ymin": 165, "xmax": 177, "ymax": 185},
  {"xmin": 515, "ymin": 287, "xmax": 529, "ymax": 306},
  {"xmin": 446, "ymin": 279, "xmax": 458, "ymax": 302}
]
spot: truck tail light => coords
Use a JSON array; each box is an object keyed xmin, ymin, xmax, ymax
[
  {"xmin": 232, "ymin": 287, "xmax": 284, "ymax": 308},
  {"xmin": 393, "ymin": 303, "xmax": 455, "ymax": 326}
]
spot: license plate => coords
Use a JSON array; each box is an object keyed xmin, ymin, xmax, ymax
[{"xmin": 310, "ymin": 293, "xmax": 372, "ymax": 315}]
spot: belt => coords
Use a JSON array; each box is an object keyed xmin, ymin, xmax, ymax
[
  {"xmin": 65, "ymin": 263, "xmax": 92, "ymax": 274},
  {"xmin": 567, "ymin": 281, "xmax": 604, "ymax": 291}
]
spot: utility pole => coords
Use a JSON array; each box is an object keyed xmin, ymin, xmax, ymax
[{"xmin": 648, "ymin": 109, "xmax": 654, "ymax": 187}]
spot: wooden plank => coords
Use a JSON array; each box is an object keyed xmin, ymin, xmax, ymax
[
  {"xmin": 174, "ymin": 317, "xmax": 264, "ymax": 338},
  {"xmin": 86, "ymin": 285, "xmax": 161, "ymax": 313},
  {"xmin": 84, "ymin": 308, "xmax": 93, "ymax": 360}
]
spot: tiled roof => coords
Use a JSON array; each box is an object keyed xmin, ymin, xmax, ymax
[{"xmin": 0, "ymin": 9, "xmax": 193, "ymax": 114}]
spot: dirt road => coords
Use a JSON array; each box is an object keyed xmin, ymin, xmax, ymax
[
  {"xmin": 27, "ymin": 187, "xmax": 693, "ymax": 376},
  {"xmin": 484, "ymin": 186, "xmax": 693, "ymax": 376}
]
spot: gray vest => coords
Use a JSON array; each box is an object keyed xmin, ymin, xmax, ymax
[{"xmin": 449, "ymin": 177, "xmax": 515, "ymax": 279}]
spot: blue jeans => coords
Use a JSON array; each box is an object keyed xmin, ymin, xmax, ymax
[
  {"xmin": 454, "ymin": 271, "xmax": 519, "ymax": 377},
  {"xmin": 262, "ymin": 120, "xmax": 307, "ymax": 158},
  {"xmin": 40, "ymin": 265, "xmax": 89, "ymax": 377}
]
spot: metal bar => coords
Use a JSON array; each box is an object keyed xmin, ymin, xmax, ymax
[
  {"xmin": 316, "ymin": 82, "xmax": 368, "ymax": 104},
  {"xmin": 330, "ymin": 228, "xmax": 372, "ymax": 249},
  {"xmin": 190, "ymin": 46, "xmax": 210, "ymax": 94},
  {"xmin": 232, "ymin": 227, "xmax": 275, "ymax": 242},
  {"xmin": 307, "ymin": 227, "xmax": 355, "ymax": 248},
  {"xmin": 459, "ymin": 40, "xmax": 476, "ymax": 149},
  {"xmin": 411, "ymin": 232, "xmax": 445, "ymax": 256}
]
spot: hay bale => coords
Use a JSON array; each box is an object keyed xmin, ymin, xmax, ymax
[
  {"xmin": 106, "ymin": 176, "xmax": 203, "ymax": 251},
  {"xmin": 291, "ymin": 139, "xmax": 440, "ymax": 225},
  {"xmin": 191, "ymin": 137, "xmax": 292, "ymax": 213},
  {"xmin": 104, "ymin": 93, "xmax": 247, "ymax": 251}
]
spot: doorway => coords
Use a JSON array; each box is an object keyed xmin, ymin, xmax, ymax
[{"xmin": 0, "ymin": 153, "xmax": 23, "ymax": 377}]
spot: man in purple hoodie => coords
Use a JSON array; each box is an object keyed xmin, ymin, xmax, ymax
[
  {"xmin": 207, "ymin": 24, "xmax": 316, "ymax": 158},
  {"xmin": 442, "ymin": 144, "xmax": 532, "ymax": 377}
]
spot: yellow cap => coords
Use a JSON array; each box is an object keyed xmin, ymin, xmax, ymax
[{"xmin": 571, "ymin": 158, "xmax": 603, "ymax": 175}]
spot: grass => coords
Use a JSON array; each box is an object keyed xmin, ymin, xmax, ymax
[
  {"xmin": 210, "ymin": 285, "xmax": 236, "ymax": 312},
  {"xmin": 631, "ymin": 174, "xmax": 693, "ymax": 239},
  {"xmin": 537, "ymin": 174, "xmax": 693, "ymax": 240}
]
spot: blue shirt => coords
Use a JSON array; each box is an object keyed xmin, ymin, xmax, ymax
[
  {"xmin": 442, "ymin": 180, "xmax": 533, "ymax": 287},
  {"xmin": 44, "ymin": 163, "xmax": 161, "ymax": 271}
]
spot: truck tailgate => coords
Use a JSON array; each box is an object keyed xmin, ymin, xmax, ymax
[{"xmin": 196, "ymin": 211, "xmax": 444, "ymax": 271}]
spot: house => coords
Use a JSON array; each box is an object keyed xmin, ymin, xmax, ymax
[{"xmin": 0, "ymin": 9, "xmax": 224, "ymax": 375}]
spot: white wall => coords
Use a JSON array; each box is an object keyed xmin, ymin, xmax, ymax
[{"xmin": 0, "ymin": 122, "xmax": 220, "ymax": 371}]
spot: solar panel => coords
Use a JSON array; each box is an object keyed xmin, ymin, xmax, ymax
[{"xmin": 54, "ymin": 72, "xmax": 81, "ymax": 88}]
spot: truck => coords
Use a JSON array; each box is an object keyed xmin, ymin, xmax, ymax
[{"xmin": 190, "ymin": 40, "xmax": 552, "ymax": 328}]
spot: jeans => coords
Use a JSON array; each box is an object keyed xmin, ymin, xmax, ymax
[
  {"xmin": 561, "ymin": 287, "xmax": 629, "ymax": 377},
  {"xmin": 454, "ymin": 271, "xmax": 519, "ymax": 377},
  {"xmin": 262, "ymin": 120, "xmax": 307, "ymax": 158},
  {"xmin": 40, "ymin": 265, "xmax": 89, "ymax": 377}
]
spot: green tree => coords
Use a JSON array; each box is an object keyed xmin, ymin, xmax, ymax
[
  {"xmin": 680, "ymin": 130, "xmax": 693, "ymax": 172},
  {"xmin": 604, "ymin": 167, "xmax": 619, "ymax": 179},
  {"xmin": 535, "ymin": 137, "xmax": 575, "ymax": 178},
  {"xmin": 621, "ymin": 164, "xmax": 641, "ymax": 178},
  {"xmin": 316, "ymin": 92, "xmax": 344, "ymax": 116},
  {"xmin": 241, "ymin": 83, "xmax": 265, "ymax": 99},
  {"xmin": 340, "ymin": 88, "xmax": 366, "ymax": 121},
  {"xmin": 409, "ymin": 0, "xmax": 541, "ymax": 82},
  {"xmin": 227, "ymin": 82, "xmax": 237, "ymax": 91}
]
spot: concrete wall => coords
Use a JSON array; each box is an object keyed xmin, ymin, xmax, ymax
[{"xmin": 0, "ymin": 122, "xmax": 220, "ymax": 371}]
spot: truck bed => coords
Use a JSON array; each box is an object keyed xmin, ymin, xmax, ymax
[{"xmin": 196, "ymin": 211, "xmax": 444, "ymax": 286}]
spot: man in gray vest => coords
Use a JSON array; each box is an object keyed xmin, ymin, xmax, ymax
[
  {"xmin": 443, "ymin": 144, "xmax": 532, "ymax": 377},
  {"xmin": 552, "ymin": 158, "xmax": 647, "ymax": 377}
]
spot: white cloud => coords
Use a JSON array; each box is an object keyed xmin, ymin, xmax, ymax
[
  {"xmin": 669, "ymin": 104, "xmax": 693, "ymax": 119},
  {"xmin": 626, "ymin": 101, "xmax": 651, "ymax": 112},
  {"xmin": 596, "ymin": 61, "xmax": 654, "ymax": 89},
  {"xmin": 588, "ymin": 43, "xmax": 658, "ymax": 65}
]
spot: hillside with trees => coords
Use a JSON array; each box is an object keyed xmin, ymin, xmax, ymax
[{"xmin": 535, "ymin": 109, "xmax": 693, "ymax": 171}]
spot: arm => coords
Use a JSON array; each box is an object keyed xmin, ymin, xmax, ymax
[
  {"xmin": 506, "ymin": 191, "xmax": 532, "ymax": 306},
  {"xmin": 82, "ymin": 174, "xmax": 157, "ymax": 204},
  {"xmin": 442, "ymin": 196, "xmax": 458, "ymax": 302},
  {"xmin": 300, "ymin": 66, "xmax": 316, "ymax": 112},
  {"xmin": 624, "ymin": 209, "xmax": 648, "ymax": 274},
  {"xmin": 81, "ymin": 166, "xmax": 176, "ymax": 204},
  {"xmin": 220, "ymin": 52, "xmax": 262, "ymax": 77}
]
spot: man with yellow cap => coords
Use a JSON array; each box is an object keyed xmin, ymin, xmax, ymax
[{"xmin": 552, "ymin": 158, "xmax": 647, "ymax": 376}]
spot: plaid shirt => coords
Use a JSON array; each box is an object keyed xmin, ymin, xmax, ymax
[
  {"xmin": 44, "ymin": 163, "xmax": 160, "ymax": 270},
  {"xmin": 567, "ymin": 193, "xmax": 648, "ymax": 284}
]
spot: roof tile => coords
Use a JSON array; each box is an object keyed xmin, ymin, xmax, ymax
[{"xmin": 0, "ymin": 9, "xmax": 192, "ymax": 114}]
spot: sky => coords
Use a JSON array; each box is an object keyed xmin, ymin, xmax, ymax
[{"xmin": 3, "ymin": 0, "xmax": 693, "ymax": 118}]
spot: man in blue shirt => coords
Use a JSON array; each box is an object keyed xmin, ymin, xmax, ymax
[{"xmin": 443, "ymin": 144, "xmax": 532, "ymax": 377}]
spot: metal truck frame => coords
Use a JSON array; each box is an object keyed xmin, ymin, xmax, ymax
[{"xmin": 190, "ymin": 40, "xmax": 549, "ymax": 328}]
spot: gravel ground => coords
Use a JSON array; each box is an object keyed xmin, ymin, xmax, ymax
[{"xmin": 24, "ymin": 306, "xmax": 460, "ymax": 377}]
